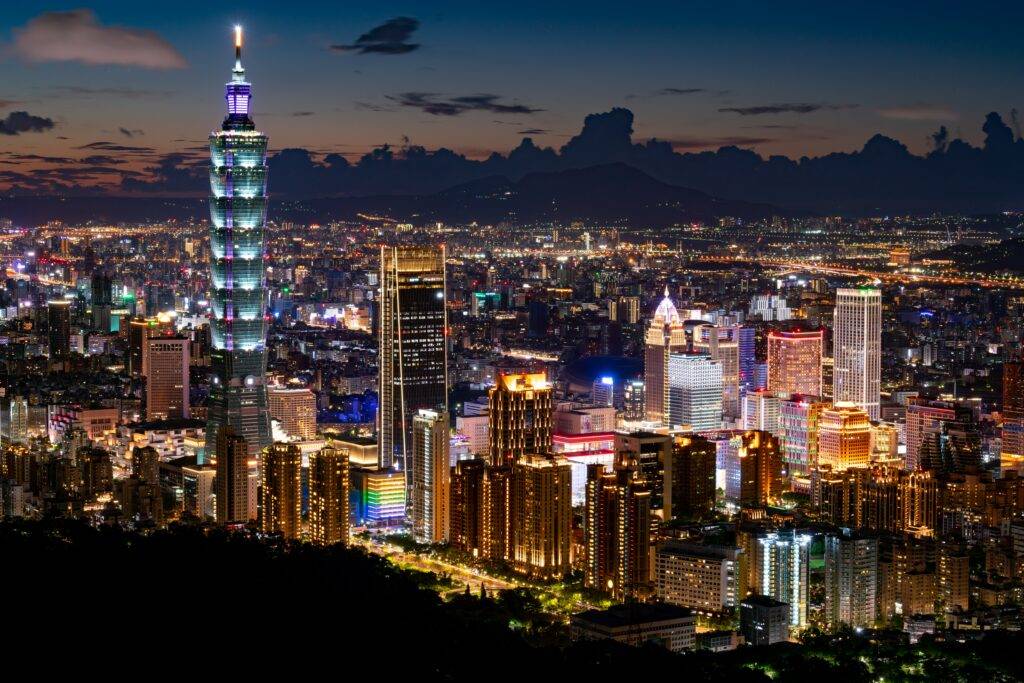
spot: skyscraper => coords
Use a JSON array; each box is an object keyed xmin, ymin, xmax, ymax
[
  {"xmin": 47, "ymin": 300, "xmax": 71, "ymax": 360},
  {"xmin": 91, "ymin": 268, "xmax": 113, "ymax": 332},
  {"xmin": 488, "ymin": 372, "xmax": 553, "ymax": 467},
  {"xmin": 767, "ymin": 329, "xmax": 824, "ymax": 398},
  {"xmin": 693, "ymin": 324, "xmax": 743, "ymax": 417},
  {"xmin": 411, "ymin": 409, "xmax": 450, "ymax": 543},
  {"xmin": 780, "ymin": 395, "xmax": 826, "ymax": 475},
  {"xmin": 378, "ymin": 245, "xmax": 449, "ymax": 475},
  {"xmin": 145, "ymin": 337, "xmax": 190, "ymax": 420},
  {"xmin": 666, "ymin": 353, "xmax": 723, "ymax": 431},
  {"xmin": 259, "ymin": 442, "xmax": 302, "ymax": 538},
  {"xmin": 308, "ymin": 445, "xmax": 351, "ymax": 546},
  {"xmin": 833, "ymin": 288, "xmax": 882, "ymax": 420},
  {"xmin": 206, "ymin": 27, "xmax": 272, "ymax": 459},
  {"xmin": 450, "ymin": 457, "xmax": 486, "ymax": 555},
  {"xmin": 644, "ymin": 288, "xmax": 687, "ymax": 424},
  {"xmin": 905, "ymin": 399, "xmax": 956, "ymax": 471}
]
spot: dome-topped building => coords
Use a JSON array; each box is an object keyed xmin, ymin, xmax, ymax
[{"xmin": 644, "ymin": 287, "xmax": 688, "ymax": 425}]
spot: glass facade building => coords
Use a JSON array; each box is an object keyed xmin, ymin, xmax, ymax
[{"xmin": 205, "ymin": 28, "xmax": 272, "ymax": 457}]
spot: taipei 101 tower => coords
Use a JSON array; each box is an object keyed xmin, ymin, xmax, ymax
[{"xmin": 205, "ymin": 27, "xmax": 272, "ymax": 458}]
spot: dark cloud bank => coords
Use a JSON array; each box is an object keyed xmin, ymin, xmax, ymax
[{"xmin": 7, "ymin": 107, "xmax": 1024, "ymax": 217}]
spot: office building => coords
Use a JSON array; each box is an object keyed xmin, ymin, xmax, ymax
[
  {"xmin": 767, "ymin": 330, "xmax": 824, "ymax": 398},
  {"xmin": 206, "ymin": 28, "xmax": 273, "ymax": 458},
  {"xmin": 693, "ymin": 324, "xmax": 744, "ymax": 418},
  {"xmin": 740, "ymin": 595, "xmax": 790, "ymax": 646},
  {"xmin": 571, "ymin": 603, "xmax": 696, "ymax": 653},
  {"xmin": 91, "ymin": 268, "xmax": 113, "ymax": 332},
  {"xmin": 308, "ymin": 445, "xmax": 350, "ymax": 546},
  {"xmin": 832, "ymin": 288, "xmax": 882, "ymax": 420},
  {"xmin": 644, "ymin": 288, "xmax": 687, "ymax": 425},
  {"xmin": 817, "ymin": 403, "xmax": 871, "ymax": 471},
  {"xmin": 616, "ymin": 431, "xmax": 672, "ymax": 518},
  {"xmin": 146, "ymin": 336, "xmax": 190, "ymax": 420},
  {"xmin": 905, "ymin": 399, "xmax": 957, "ymax": 471},
  {"xmin": 666, "ymin": 353, "xmax": 722, "ymax": 431},
  {"xmin": 742, "ymin": 390, "xmax": 782, "ymax": 436},
  {"xmin": 378, "ymin": 245, "xmax": 448, "ymax": 471},
  {"xmin": 781, "ymin": 395, "xmax": 826, "ymax": 475},
  {"xmin": 267, "ymin": 386, "xmax": 317, "ymax": 440},
  {"xmin": 259, "ymin": 442, "xmax": 301, "ymax": 538},
  {"xmin": 411, "ymin": 409, "xmax": 450, "ymax": 543},
  {"xmin": 182, "ymin": 464, "xmax": 216, "ymax": 520},
  {"xmin": 488, "ymin": 372, "xmax": 552, "ymax": 466}
]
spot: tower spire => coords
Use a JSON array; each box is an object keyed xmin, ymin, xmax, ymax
[{"xmin": 234, "ymin": 25, "xmax": 243, "ymax": 72}]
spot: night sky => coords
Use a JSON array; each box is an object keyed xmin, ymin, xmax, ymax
[{"xmin": 1, "ymin": 2, "xmax": 1023, "ymax": 194}]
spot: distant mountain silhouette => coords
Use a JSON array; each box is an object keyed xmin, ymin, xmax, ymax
[{"xmin": 6, "ymin": 106, "xmax": 1024, "ymax": 217}]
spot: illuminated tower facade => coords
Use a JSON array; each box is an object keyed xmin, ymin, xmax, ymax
[
  {"xmin": 644, "ymin": 288, "xmax": 687, "ymax": 425},
  {"xmin": 206, "ymin": 27, "xmax": 272, "ymax": 458},
  {"xmin": 377, "ymin": 246, "xmax": 449, "ymax": 474},
  {"xmin": 767, "ymin": 329, "xmax": 824, "ymax": 398},
  {"xmin": 832, "ymin": 288, "xmax": 882, "ymax": 420}
]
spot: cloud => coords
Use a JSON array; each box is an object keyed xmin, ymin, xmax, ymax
[
  {"xmin": 719, "ymin": 103, "xmax": 857, "ymax": 116},
  {"xmin": 12, "ymin": 9, "xmax": 186, "ymax": 69},
  {"xmin": 387, "ymin": 92, "xmax": 542, "ymax": 116},
  {"xmin": 517, "ymin": 129, "xmax": 549, "ymax": 135},
  {"xmin": 119, "ymin": 127, "xmax": 144, "ymax": 137},
  {"xmin": 76, "ymin": 141, "xmax": 155, "ymax": 153},
  {"xmin": 46, "ymin": 86, "xmax": 173, "ymax": 99},
  {"xmin": 292, "ymin": 111, "xmax": 315, "ymax": 117},
  {"xmin": 330, "ymin": 17, "xmax": 420, "ymax": 55},
  {"xmin": 665, "ymin": 136, "xmax": 777, "ymax": 150},
  {"xmin": 877, "ymin": 104, "xmax": 957, "ymax": 121},
  {"xmin": 0, "ymin": 111, "xmax": 55, "ymax": 136}
]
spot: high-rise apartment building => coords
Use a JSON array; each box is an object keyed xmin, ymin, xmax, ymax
[
  {"xmin": 206, "ymin": 28, "xmax": 272, "ymax": 458},
  {"xmin": 488, "ymin": 372, "xmax": 552, "ymax": 466},
  {"xmin": 644, "ymin": 289, "xmax": 687, "ymax": 425},
  {"xmin": 450, "ymin": 457, "xmax": 486, "ymax": 555},
  {"xmin": 47, "ymin": 300, "xmax": 71, "ymax": 360},
  {"xmin": 666, "ymin": 353, "xmax": 722, "ymax": 431},
  {"xmin": 656, "ymin": 540, "xmax": 743, "ymax": 614},
  {"xmin": 824, "ymin": 528, "xmax": 878, "ymax": 629},
  {"xmin": 308, "ymin": 445, "xmax": 350, "ymax": 545},
  {"xmin": 767, "ymin": 330, "xmax": 824, "ymax": 397},
  {"xmin": 214, "ymin": 425, "xmax": 251, "ymax": 524},
  {"xmin": 512, "ymin": 454, "xmax": 572, "ymax": 579},
  {"xmin": 832, "ymin": 288, "xmax": 882, "ymax": 420},
  {"xmin": 267, "ymin": 386, "xmax": 317, "ymax": 440},
  {"xmin": 259, "ymin": 442, "xmax": 301, "ymax": 538},
  {"xmin": 671, "ymin": 433, "xmax": 717, "ymax": 518},
  {"xmin": 378, "ymin": 245, "xmax": 448, "ymax": 472},
  {"xmin": 817, "ymin": 403, "xmax": 871, "ymax": 471},
  {"xmin": 758, "ymin": 529, "xmax": 812, "ymax": 628},
  {"xmin": 146, "ymin": 337, "xmax": 190, "ymax": 420},
  {"xmin": 1002, "ymin": 356, "xmax": 1024, "ymax": 470},
  {"xmin": 411, "ymin": 409, "xmax": 450, "ymax": 543},
  {"xmin": 584, "ymin": 460, "xmax": 652, "ymax": 600},
  {"xmin": 729, "ymin": 430, "xmax": 784, "ymax": 506}
]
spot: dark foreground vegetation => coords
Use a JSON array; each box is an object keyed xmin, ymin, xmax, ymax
[{"xmin": 3, "ymin": 518, "xmax": 1023, "ymax": 681}]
